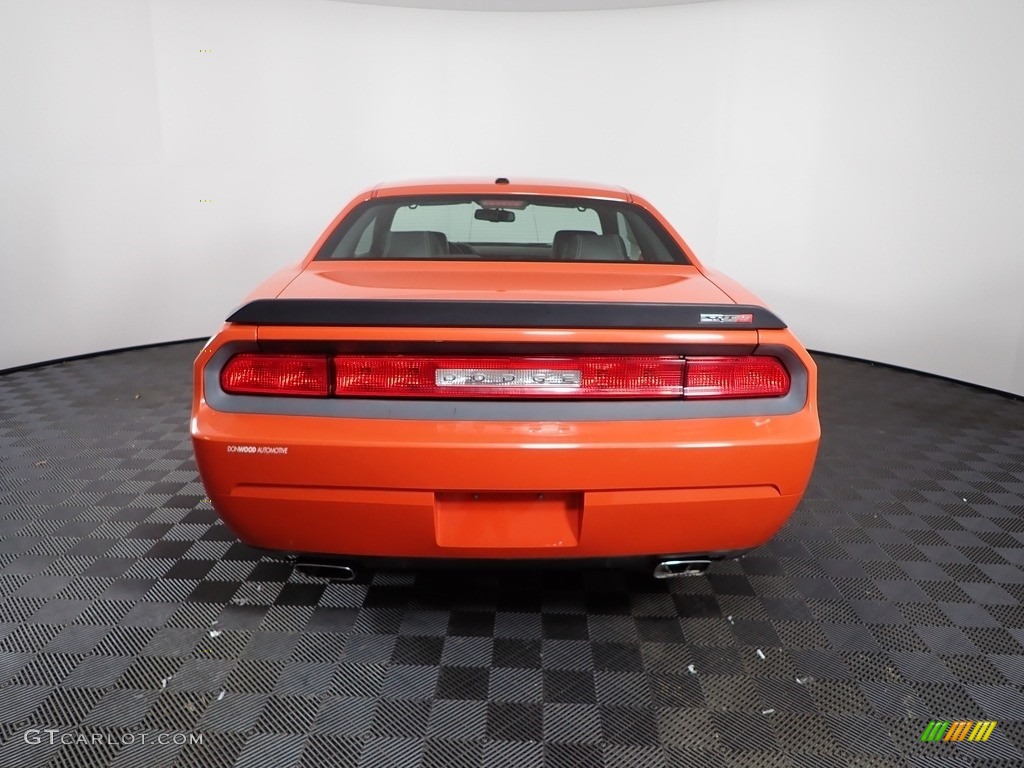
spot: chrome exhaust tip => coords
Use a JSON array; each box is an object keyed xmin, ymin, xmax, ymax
[
  {"xmin": 295, "ymin": 562, "xmax": 356, "ymax": 582},
  {"xmin": 653, "ymin": 559, "xmax": 711, "ymax": 579}
]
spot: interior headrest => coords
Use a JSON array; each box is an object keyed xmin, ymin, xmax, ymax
[
  {"xmin": 560, "ymin": 232, "xmax": 629, "ymax": 262},
  {"xmin": 552, "ymin": 229, "xmax": 599, "ymax": 261},
  {"xmin": 382, "ymin": 230, "xmax": 449, "ymax": 258}
]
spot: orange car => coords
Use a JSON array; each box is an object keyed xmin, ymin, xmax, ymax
[{"xmin": 191, "ymin": 178, "xmax": 819, "ymax": 579}]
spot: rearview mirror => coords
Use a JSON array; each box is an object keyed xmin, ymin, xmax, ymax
[{"xmin": 474, "ymin": 209, "xmax": 515, "ymax": 223}]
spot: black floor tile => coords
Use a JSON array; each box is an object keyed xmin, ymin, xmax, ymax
[{"xmin": 1, "ymin": 344, "xmax": 1023, "ymax": 766}]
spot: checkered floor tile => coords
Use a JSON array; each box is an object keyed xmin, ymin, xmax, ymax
[{"xmin": 0, "ymin": 342, "xmax": 1022, "ymax": 767}]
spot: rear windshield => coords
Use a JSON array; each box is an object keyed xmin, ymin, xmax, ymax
[{"xmin": 315, "ymin": 195, "xmax": 689, "ymax": 264}]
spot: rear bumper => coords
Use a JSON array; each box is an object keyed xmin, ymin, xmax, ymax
[{"xmin": 191, "ymin": 405, "xmax": 819, "ymax": 560}]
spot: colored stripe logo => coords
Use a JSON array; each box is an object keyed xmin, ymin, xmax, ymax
[{"xmin": 920, "ymin": 721, "xmax": 997, "ymax": 742}]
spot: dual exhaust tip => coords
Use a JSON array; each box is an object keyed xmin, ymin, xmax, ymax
[
  {"xmin": 294, "ymin": 559, "xmax": 711, "ymax": 581},
  {"xmin": 653, "ymin": 559, "xmax": 711, "ymax": 579},
  {"xmin": 295, "ymin": 562, "xmax": 357, "ymax": 582}
]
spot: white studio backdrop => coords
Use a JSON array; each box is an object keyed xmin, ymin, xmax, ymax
[{"xmin": 1, "ymin": 0, "xmax": 1022, "ymax": 394}]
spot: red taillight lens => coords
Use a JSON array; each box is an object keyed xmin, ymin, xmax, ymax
[
  {"xmin": 220, "ymin": 354, "xmax": 329, "ymax": 397},
  {"xmin": 683, "ymin": 356, "xmax": 790, "ymax": 399},
  {"xmin": 333, "ymin": 356, "xmax": 685, "ymax": 399},
  {"xmin": 217, "ymin": 353, "xmax": 790, "ymax": 400}
]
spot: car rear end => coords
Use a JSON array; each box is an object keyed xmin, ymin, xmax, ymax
[{"xmin": 191, "ymin": 182, "xmax": 820, "ymax": 572}]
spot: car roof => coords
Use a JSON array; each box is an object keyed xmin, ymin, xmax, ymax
[{"xmin": 371, "ymin": 178, "xmax": 633, "ymax": 202}]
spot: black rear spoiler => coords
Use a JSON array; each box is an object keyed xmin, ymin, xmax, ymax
[{"xmin": 226, "ymin": 299, "xmax": 786, "ymax": 330}]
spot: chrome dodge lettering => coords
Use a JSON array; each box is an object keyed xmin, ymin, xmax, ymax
[{"xmin": 436, "ymin": 369, "xmax": 582, "ymax": 388}]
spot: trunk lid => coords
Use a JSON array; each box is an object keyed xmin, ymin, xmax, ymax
[{"xmin": 276, "ymin": 261, "xmax": 735, "ymax": 306}]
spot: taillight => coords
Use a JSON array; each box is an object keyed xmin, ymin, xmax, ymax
[
  {"xmin": 218, "ymin": 353, "xmax": 790, "ymax": 400},
  {"xmin": 334, "ymin": 356, "xmax": 685, "ymax": 399},
  {"xmin": 220, "ymin": 354, "xmax": 329, "ymax": 397},
  {"xmin": 683, "ymin": 356, "xmax": 790, "ymax": 399}
]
